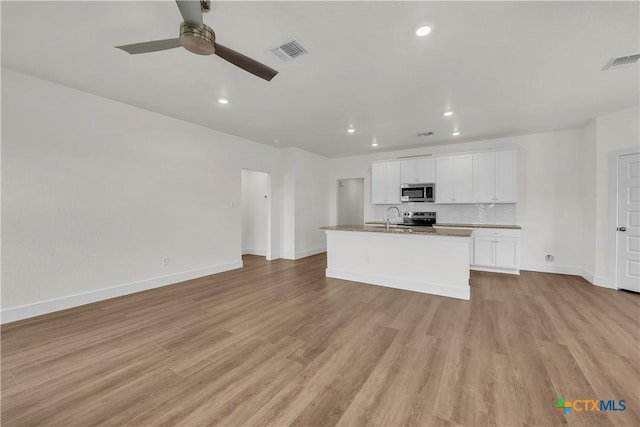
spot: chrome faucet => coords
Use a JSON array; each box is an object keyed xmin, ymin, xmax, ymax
[{"xmin": 385, "ymin": 206, "xmax": 401, "ymax": 231}]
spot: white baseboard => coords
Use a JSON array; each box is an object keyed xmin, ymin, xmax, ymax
[
  {"xmin": 242, "ymin": 248, "xmax": 267, "ymax": 256},
  {"xmin": 520, "ymin": 263, "xmax": 582, "ymax": 276},
  {"xmin": 521, "ymin": 264, "xmax": 614, "ymax": 289},
  {"xmin": 281, "ymin": 247, "xmax": 327, "ymax": 261},
  {"xmin": 1, "ymin": 260, "xmax": 243, "ymax": 324},
  {"xmin": 295, "ymin": 247, "xmax": 327, "ymax": 260},
  {"xmin": 471, "ymin": 266, "xmax": 520, "ymax": 275},
  {"xmin": 580, "ymin": 269, "xmax": 613, "ymax": 289},
  {"xmin": 326, "ymin": 268, "xmax": 470, "ymax": 301}
]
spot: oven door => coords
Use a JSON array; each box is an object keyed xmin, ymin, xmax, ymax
[{"xmin": 401, "ymin": 186, "xmax": 426, "ymax": 202}]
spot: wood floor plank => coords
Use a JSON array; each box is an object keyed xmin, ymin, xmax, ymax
[{"xmin": 2, "ymin": 254, "xmax": 638, "ymax": 426}]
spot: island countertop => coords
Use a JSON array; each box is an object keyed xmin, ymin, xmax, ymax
[
  {"xmin": 321, "ymin": 225, "xmax": 472, "ymax": 237},
  {"xmin": 365, "ymin": 221, "xmax": 521, "ymax": 230}
]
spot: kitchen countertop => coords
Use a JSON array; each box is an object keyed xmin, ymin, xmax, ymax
[
  {"xmin": 321, "ymin": 225, "xmax": 473, "ymax": 237},
  {"xmin": 365, "ymin": 221, "xmax": 521, "ymax": 230},
  {"xmin": 435, "ymin": 223, "xmax": 521, "ymax": 230}
]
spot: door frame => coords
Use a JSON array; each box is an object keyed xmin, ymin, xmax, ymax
[{"xmin": 608, "ymin": 147, "xmax": 640, "ymax": 289}]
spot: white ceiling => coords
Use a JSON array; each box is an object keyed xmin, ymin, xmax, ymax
[{"xmin": 2, "ymin": 1, "xmax": 639, "ymax": 158}]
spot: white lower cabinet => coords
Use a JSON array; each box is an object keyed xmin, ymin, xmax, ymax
[{"xmin": 471, "ymin": 228, "xmax": 520, "ymax": 274}]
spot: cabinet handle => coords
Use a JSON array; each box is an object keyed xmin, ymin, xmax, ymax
[{"xmin": 617, "ymin": 227, "xmax": 627, "ymax": 232}]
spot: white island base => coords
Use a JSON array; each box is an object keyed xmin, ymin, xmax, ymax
[{"xmin": 324, "ymin": 228, "xmax": 471, "ymax": 300}]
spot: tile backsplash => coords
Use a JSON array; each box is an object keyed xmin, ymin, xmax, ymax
[{"xmin": 373, "ymin": 202, "xmax": 517, "ymax": 225}]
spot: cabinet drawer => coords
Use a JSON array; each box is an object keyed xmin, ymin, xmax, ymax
[{"xmin": 472, "ymin": 228, "xmax": 520, "ymax": 238}]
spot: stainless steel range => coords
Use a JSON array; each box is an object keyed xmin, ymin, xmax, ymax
[{"xmin": 403, "ymin": 211, "xmax": 437, "ymax": 227}]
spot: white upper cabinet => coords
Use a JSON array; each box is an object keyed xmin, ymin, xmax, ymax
[
  {"xmin": 495, "ymin": 151, "xmax": 517, "ymax": 203},
  {"xmin": 435, "ymin": 155, "xmax": 473, "ymax": 204},
  {"xmin": 371, "ymin": 161, "xmax": 401, "ymax": 204},
  {"xmin": 374, "ymin": 149, "xmax": 517, "ymax": 206},
  {"xmin": 473, "ymin": 150, "xmax": 517, "ymax": 203},
  {"xmin": 473, "ymin": 153, "xmax": 496, "ymax": 202},
  {"xmin": 400, "ymin": 157, "xmax": 435, "ymax": 184}
]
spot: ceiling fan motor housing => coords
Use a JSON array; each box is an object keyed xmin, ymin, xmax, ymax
[{"xmin": 179, "ymin": 22, "xmax": 216, "ymax": 55}]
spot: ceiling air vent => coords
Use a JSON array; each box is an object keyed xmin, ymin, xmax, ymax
[
  {"xmin": 271, "ymin": 39, "xmax": 309, "ymax": 61},
  {"xmin": 602, "ymin": 54, "xmax": 640, "ymax": 71}
]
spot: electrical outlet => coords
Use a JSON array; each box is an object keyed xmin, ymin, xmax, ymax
[{"xmin": 162, "ymin": 257, "xmax": 170, "ymax": 266}]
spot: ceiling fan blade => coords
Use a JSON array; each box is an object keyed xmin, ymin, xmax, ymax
[
  {"xmin": 214, "ymin": 43, "xmax": 278, "ymax": 81},
  {"xmin": 116, "ymin": 38, "xmax": 182, "ymax": 55},
  {"xmin": 176, "ymin": 0, "xmax": 203, "ymax": 27}
]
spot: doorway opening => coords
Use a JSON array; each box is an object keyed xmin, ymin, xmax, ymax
[
  {"xmin": 241, "ymin": 169, "xmax": 271, "ymax": 260},
  {"xmin": 337, "ymin": 178, "xmax": 365, "ymax": 225},
  {"xmin": 609, "ymin": 149, "xmax": 640, "ymax": 292}
]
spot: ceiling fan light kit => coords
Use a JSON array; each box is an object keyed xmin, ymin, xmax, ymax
[{"xmin": 116, "ymin": 0, "xmax": 278, "ymax": 81}]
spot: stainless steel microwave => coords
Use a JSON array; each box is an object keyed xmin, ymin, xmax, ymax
[{"xmin": 401, "ymin": 183, "xmax": 435, "ymax": 202}]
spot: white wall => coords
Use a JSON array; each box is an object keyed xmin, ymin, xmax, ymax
[
  {"xmin": 1, "ymin": 69, "xmax": 290, "ymax": 320},
  {"xmin": 581, "ymin": 119, "xmax": 598, "ymax": 278},
  {"xmin": 594, "ymin": 107, "xmax": 640, "ymax": 282},
  {"xmin": 328, "ymin": 129, "xmax": 587, "ymax": 273},
  {"xmin": 337, "ymin": 178, "xmax": 364, "ymax": 225},
  {"xmin": 281, "ymin": 147, "xmax": 330, "ymax": 259},
  {"xmin": 3, "ymin": 67, "xmax": 637, "ymax": 321},
  {"xmin": 241, "ymin": 169, "xmax": 269, "ymax": 256}
]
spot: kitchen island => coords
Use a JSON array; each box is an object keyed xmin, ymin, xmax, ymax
[{"xmin": 321, "ymin": 225, "xmax": 473, "ymax": 300}]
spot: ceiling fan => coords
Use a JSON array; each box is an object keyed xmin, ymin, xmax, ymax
[{"xmin": 116, "ymin": 0, "xmax": 278, "ymax": 81}]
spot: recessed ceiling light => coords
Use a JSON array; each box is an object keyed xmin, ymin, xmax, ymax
[
  {"xmin": 452, "ymin": 131, "xmax": 460, "ymax": 136},
  {"xmin": 347, "ymin": 128, "xmax": 355, "ymax": 133},
  {"xmin": 443, "ymin": 111, "xmax": 454, "ymax": 117},
  {"xmin": 273, "ymin": 139, "xmax": 279, "ymax": 144},
  {"xmin": 218, "ymin": 98, "xmax": 229, "ymax": 104},
  {"xmin": 372, "ymin": 143, "xmax": 378, "ymax": 147},
  {"xmin": 416, "ymin": 25, "xmax": 432, "ymax": 37}
]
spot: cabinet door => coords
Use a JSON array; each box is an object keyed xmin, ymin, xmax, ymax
[
  {"xmin": 474, "ymin": 152, "xmax": 496, "ymax": 203},
  {"xmin": 435, "ymin": 157, "xmax": 454, "ymax": 203},
  {"xmin": 416, "ymin": 157, "xmax": 436, "ymax": 183},
  {"xmin": 495, "ymin": 151, "xmax": 517, "ymax": 202},
  {"xmin": 452, "ymin": 155, "xmax": 474, "ymax": 203},
  {"xmin": 400, "ymin": 159, "xmax": 417, "ymax": 183},
  {"xmin": 495, "ymin": 239, "xmax": 518, "ymax": 268},
  {"xmin": 371, "ymin": 163, "xmax": 387, "ymax": 204},
  {"xmin": 385, "ymin": 162, "xmax": 401, "ymax": 203},
  {"xmin": 473, "ymin": 237, "xmax": 494, "ymax": 267}
]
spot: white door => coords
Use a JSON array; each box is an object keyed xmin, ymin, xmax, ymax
[{"xmin": 617, "ymin": 153, "xmax": 640, "ymax": 292}]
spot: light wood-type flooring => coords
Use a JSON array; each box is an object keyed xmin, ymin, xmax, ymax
[{"xmin": 2, "ymin": 254, "xmax": 639, "ymax": 426}]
